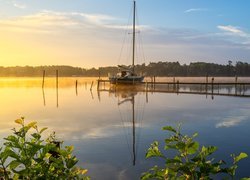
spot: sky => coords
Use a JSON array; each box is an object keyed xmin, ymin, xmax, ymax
[{"xmin": 0, "ymin": 0, "xmax": 250, "ymax": 68}]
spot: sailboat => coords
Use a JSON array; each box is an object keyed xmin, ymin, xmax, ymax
[{"xmin": 109, "ymin": 1, "xmax": 144, "ymax": 84}]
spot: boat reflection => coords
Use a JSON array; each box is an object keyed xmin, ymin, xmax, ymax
[{"xmin": 108, "ymin": 87, "xmax": 144, "ymax": 166}]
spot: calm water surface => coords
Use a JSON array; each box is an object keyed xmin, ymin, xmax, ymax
[{"xmin": 0, "ymin": 77, "xmax": 250, "ymax": 179}]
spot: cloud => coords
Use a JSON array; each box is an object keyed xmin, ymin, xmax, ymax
[
  {"xmin": 0, "ymin": 10, "xmax": 129, "ymax": 34},
  {"xmin": 1, "ymin": 9, "xmax": 250, "ymax": 66},
  {"xmin": 217, "ymin": 25, "xmax": 250, "ymax": 49},
  {"xmin": 217, "ymin": 25, "xmax": 246, "ymax": 36},
  {"xmin": 184, "ymin": 8, "xmax": 207, "ymax": 13},
  {"xmin": 11, "ymin": 1, "xmax": 26, "ymax": 9}
]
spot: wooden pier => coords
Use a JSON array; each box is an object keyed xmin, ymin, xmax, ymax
[{"xmin": 97, "ymin": 78, "xmax": 250, "ymax": 98}]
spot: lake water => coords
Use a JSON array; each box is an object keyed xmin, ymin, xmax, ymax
[{"xmin": 0, "ymin": 77, "xmax": 250, "ymax": 179}]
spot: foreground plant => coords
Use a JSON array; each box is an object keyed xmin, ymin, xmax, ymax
[
  {"xmin": 141, "ymin": 125, "xmax": 248, "ymax": 180},
  {"xmin": 0, "ymin": 117, "xmax": 89, "ymax": 179}
]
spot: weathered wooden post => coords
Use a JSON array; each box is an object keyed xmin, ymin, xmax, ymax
[
  {"xmin": 153, "ymin": 76, "xmax": 156, "ymax": 89},
  {"xmin": 211, "ymin": 77, "xmax": 214, "ymax": 96},
  {"xmin": 205, "ymin": 74, "xmax": 208, "ymax": 94},
  {"xmin": 176, "ymin": 80, "xmax": 179, "ymax": 94},
  {"xmin": 75, "ymin": 80, "xmax": 78, "ymax": 96},
  {"xmin": 97, "ymin": 79, "xmax": 100, "ymax": 90},
  {"xmin": 42, "ymin": 70, "xmax": 45, "ymax": 88},
  {"xmin": 56, "ymin": 70, "xmax": 59, "ymax": 107},
  {"xmin": 56, "ymin": 70, "xmax": 58, "ymax": 89},
  {"xmin": 151, "ymin": 77, "xmax": 153, "ymax": 88},
  {"xmin": 235, "ymin": 76, "xmax": 238, "ymax": 95},
  {"xmin": 90, "ymin": 81, "xmax": 94, "ymax": 91},
  {"xmin": 173, "ymin": 77, "xmax": 176, "ymax": 91}
]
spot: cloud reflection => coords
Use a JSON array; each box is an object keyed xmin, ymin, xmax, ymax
[{"xmin": 216, "ymin": 116, "xmax": 248, "ymax": 128}]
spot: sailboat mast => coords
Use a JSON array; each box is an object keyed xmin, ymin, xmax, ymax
[{"xmin": 132, "ymin": 0, "xmax": 136, "ymax": 74}]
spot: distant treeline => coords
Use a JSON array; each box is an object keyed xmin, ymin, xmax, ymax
[{"xmin": 0, "ymin": 61, "xmax": 250, "ymax": 77}]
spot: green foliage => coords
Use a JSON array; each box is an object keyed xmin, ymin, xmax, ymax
[
  {"xmin": 0, "ymin": 117, "xmax": 90, "ymax": 179},
  {"xmin": 141, "ymin": 124, "xmax": 248, "ymax": 180}
]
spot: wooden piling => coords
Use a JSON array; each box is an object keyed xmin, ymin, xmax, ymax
[
  {"xmin": 145, "ymin": 81, "xmax": 149, "ymax": 103},
  {"xmin": 56, "ymin": 70, "xmax": 59, "ymax": 107},
  {"xmin": 177, "ymin": 80, "xmax": 179, "ymax": 94},
  {"xmin": 151, "ymin": 77, "xmax": 153, "ymax": 88},
  {"xmin": 211, "ymin": 76, "xmax": 214, "ymax": 100},
  {"xmin": 153, "ymin": 76, "xmax": 155, "ymax": 89},
  {"xmin": 97, "ymin": 80, "xmax": 100, "ymax": 90},
  {"xmin": 90, "ymin": 81, "xmax": 94, "ymax": 91},
  {"xmin": 211, "ymin": 77, "xmax": 214, "ymax": 95},
  {"xmin": 75, "ymin": 80, "xmax": 78, "ymax": 96},
  {"xmin": 56, "ymin": 70, "xmax": 58, "ymax": 89},
  {"xmin": 235, "ymin": 76, "xmax": 238, "ymax": 95},
  {"xmin": 42, "ymin": 70, "xmax": 45, "ymax": 88}
]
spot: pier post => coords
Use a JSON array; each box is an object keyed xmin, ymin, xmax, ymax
[
  {"xmin": 211, "ymin": 77, "xmax": 214, "ymax": 96},
  {"xmin": 173, "ymin": 77, "xmax": 176, "ymax": 91},
  {"xmin": 97, "ymin": 80, "xmax": 100, "ymax": 90},
  {"xmin": 56, "ymin": 70, "xmax": 59, "ymax": 107},
  {"xmin": 90, "ymin": 81, "xmax": 94, "ymax": 91},
  {"xmin": 176, "ymin": 80, "xmax": 179, "ymax": 94},
  {"xmin": 42, "ymin": 70, "xmax": 45, "ymax": 89},
  {"xmin": 145, "ymin": 81, "xmax": 148, "ymax": 92},
  {"xmin": 75, "ymin": 80, "xmax": 78, "ymax": 96},
  {"xmin": 153, "ymin": 76, "xmax": 156, "ymax": 89},
  {"xmin": 151, "ymin": 77, "xmax": 153, "ymax": 88},
  {"xmin": 145, "ymin": 82, "xmax": 148, "ymax": 103},
  {"xmin": 205, "ymin": 74, "xmax": 208, "ymax": 94},
  {"xmin": 235, "ymin": 76, "xmax": 238, "ymax": 95}
]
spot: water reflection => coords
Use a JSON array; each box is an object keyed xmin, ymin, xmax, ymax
[
  {"xmin": 105, "ymin": 88, "xmax": 145, "ymax": 167},
  {"xmin": 115, "ymin": 90, "xmax": 138, "ymax": 166},
  {"xmin": 42, "ymin": 88, "xmax": 46, "ymax": 106},
  {"xmin": 1, "ymin": 77, "xmax": 250, "ymax": 179}
]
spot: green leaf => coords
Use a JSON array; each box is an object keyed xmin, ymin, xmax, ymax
[
  {"xmin": 201, "ymin": 146, "xmax": 217, "ymax": 156},
  {"xmin": 40, "ymin": 127, "xmax": 48, "ymax": 134},
  {"xmin": 164, "ymin": 144, "xmax": 177, "ymax": 150},
  {"xmin": 146, "ymin": 141, "xmax": 164, "ymax": 158},
  {"xmin": 176, "ymin": 142, "xmax": 186, "ymax": 151},
  {"xmin": 31, "ymin": 133, "xmax": 41, "ymax": 140},
  {"xmin": 15, "ymin": 118, "xmax": 24, "ymax": 125},
  {"xmin": 192, "ymin": 132, "xmax": 198, "ymax": 138},
  {"xmin": 4, "ymin": 135, "xmax": 18, "ymax": 143},
  {"xmin": 66, "ymin": 157, "xmax": 78, "ymax": 169},
  {"xmin": 187, "ymin": 142, "xmax": 199, "ymax": 155},
  {"xmin": 166, "ymin": 158, "xmax": 182, "ymax": 164},
  {"xmin": 162, "ymin": 126, "xmax": 177, "ymax": 133},
  {"xmin": 27, "ymin": 121, "xmax": 37, "ymax": 129},
  {"xmin": 235, "ymin": 152, "xmax": 248, "ymax": 163},
  {"xmin": 8, "ymin": 160, "xmax": 21, "ymax": 169}
]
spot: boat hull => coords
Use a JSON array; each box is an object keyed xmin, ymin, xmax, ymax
[{"xmin": 109, "ymin": 76, "xmax": 144, "ymax": 84}]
